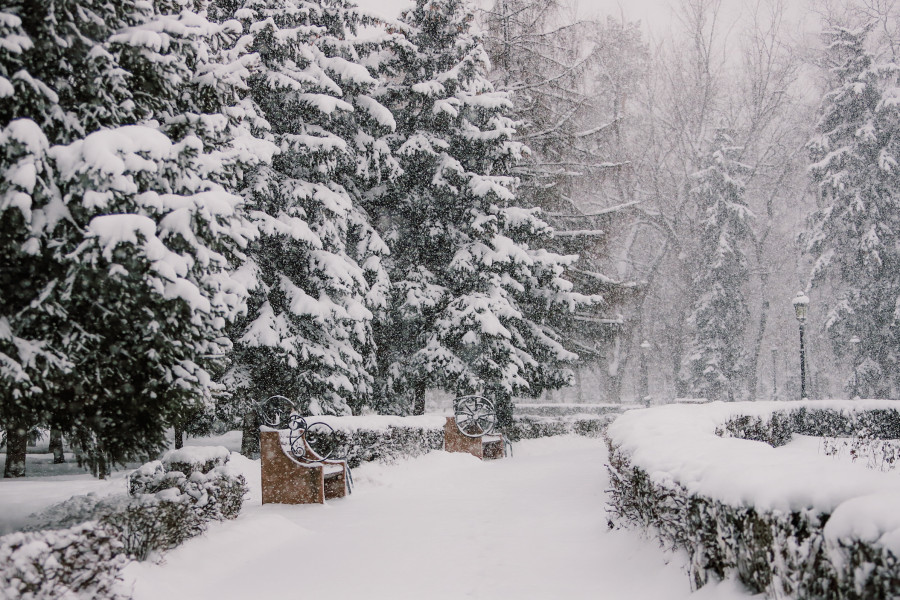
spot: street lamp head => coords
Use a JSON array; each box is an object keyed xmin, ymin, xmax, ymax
[
  {"xmin": 792, "ymin": 291, "xmax": 809, "ymax": 323},
  {"xmin": 640, "ymin": 340, "xmax": 651, "ymax": 350}
]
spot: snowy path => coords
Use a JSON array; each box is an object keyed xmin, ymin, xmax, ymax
[{"xmin": 125, "ymin": 436, "xmax": 755, "ymax": 600}]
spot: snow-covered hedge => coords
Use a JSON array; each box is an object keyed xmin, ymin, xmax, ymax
[
  {"xmin": 158, "ymin": 445, "xmax": 233, "ymax": 478},
  {"xmin": 508, "ymin": 415, "xmax": 610, "ymax": 440},
  {"xmin": 606, "ymin": 400, "xmax": 900, "ymax": 599},
  {"xmin": 0, "ymin": 522, "xmax": 130, "ymax": 600},
  {"xmin": 515, "ymin": 403, "xmax": 638, "ymax": 417},
  {"xmin": 1, "ymin": 448, "xmax": 247, "ymax": 599},
  {"xmin": 29, "ymin": 446, "xmax": 245, "ymax": 560},
  {"xmin": 309, "ymin": 414, "xmax": 610, "ymax": 465},
  {"xmin": 308, "ymin": 415, "xmax": 446, "ymax": 467}
]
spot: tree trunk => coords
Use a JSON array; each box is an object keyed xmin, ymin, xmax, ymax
[
  {"xmin": 241, "ymin": 410, "xmax": 260, "ymax": 459},
  {"xmin": 745, "ymin": 297, "xmax": 770, "ymax": 401},
  {"xmin": 3, "ymin": 423, "xmax": 27, "ymax": 477},
  {"xmin": 639, "ymin": 349, "xmax": 650, "ymax": 404},
  {"xmin": 412, "ymin": 381, "xmax": 426, "ymax": 415},
  {"xmin": 574, "ymin": 369, "xmax": 584, "ymax": 403},
  {"xmin": 49, "ymin": 428, "xmax": 65, "ymax": 464},
  {"xmin": 494, "ymin": 391, "xmax": 514, "ymax": 432},
  {"xmin": 672, "ymin": 328, "xmax": 689, "ymax": 398},
  {"xmin": 97, "ymin": 453, "xmax": 109, "ymax": 480},
  {"xmin": 174, "ymin": 422, "xmax": 184, "ymax": 450}
]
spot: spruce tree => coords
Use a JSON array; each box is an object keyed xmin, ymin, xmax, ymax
[
  {"xmin": 0, "ymin": 0, "xmax": 267, "ymax": 475},
  {"xmin": 0, "ymin": 1, "xmax": 131, "ymax": 477},
  {"xmin": 50, "ymin": 127, "xmax": 253, "ymax": 475},
  {"xmin": 681, "ymin": 131, "xmax": 755, "ymax": 402},
  {"xmin": 210, "ymin": 0, "xmax": 395, "ymax": 433},
  {"xmin": 0, "ymin": 117, "xmax": 66, "ymax": 477},
  {"xmin": 806, "ymin": 25, "xmax": 900, "ymax": 398},
  {"xmin": 375, "ymin": 0, "xmax": 589, "ymax": 422}
]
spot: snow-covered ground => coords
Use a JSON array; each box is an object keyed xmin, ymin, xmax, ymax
[
  {"xmin": 0, "ymin": 457, "xmax": 130, "ymax": 535},
  {"xmin": 121, "ymin": 436, "xmax": 756, "ymax": 600}
]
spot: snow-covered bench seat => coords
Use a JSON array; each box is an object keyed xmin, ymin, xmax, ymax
[
  {"xmin": 260, "ymin": 429, "xmax": 348, "ymax": 504},
  {"xmin": 443, "ymin": 417, "xmax": 505, "ymax": 460}
]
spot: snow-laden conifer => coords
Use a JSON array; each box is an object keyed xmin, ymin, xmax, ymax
[
  {"xmin": 375, "ymin": 0, "xmax": 591, "ymax": 420},
  {"xmin": 805, "ymin": 25, "xmax": 900, "ymax": 398},
  {"xmin": 682, "ymin": 132, "xmax": 755, "ymax": 402},
  {"xmin": 51, "ymin": 127, "xmax": 253, "ymax": 474},
  {"xmin": 211, "ymin": 0, "xmax": 395, "ymax": 420},
  {"xmin": 1, "ymin": 0, "xmax": 271, "ymax": 474}
]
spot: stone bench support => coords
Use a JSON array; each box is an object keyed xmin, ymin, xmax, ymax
[
  {"xmin": 260, "ymin": 430, "xmax": 348, "ymax": 504},
  {"xmin": 443, "ymin": 417, "xmax": 505, "ymax": 460}
]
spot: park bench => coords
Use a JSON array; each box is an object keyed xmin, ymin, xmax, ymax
[
  {"xmin": 258, "ymin": 396, "xmax": 351, "ymax": 505},
  {"xmin": 444, "ymin": 395, "xmax": 510, "ymax": 460}
]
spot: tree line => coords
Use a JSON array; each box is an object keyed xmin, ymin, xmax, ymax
[
  {"xmin": 0, "ymin": 0, "xmax": 592, "ymax": 477},
  {"xmin": 4, "ymin": 0, "xmax": 900, "ymax": 478},
  {"xmin": 486, "ymin": 0, "xmax": 900, "ymax": 407}
]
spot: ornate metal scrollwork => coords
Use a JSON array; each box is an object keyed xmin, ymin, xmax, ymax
[
  {"xmin": 453, "ymin": 395, "xmax": 497, "ymax": 438},
  {"xmin": 256, "ymin": 396, "xmax": 338, "ymax": 463},
  {"xmin": 257, "ymin": 395, "xmax": 295, "ymax": 429},
  {"xmin": 453, "ymin": 394, "xmax": 512, "ymax": 458}
]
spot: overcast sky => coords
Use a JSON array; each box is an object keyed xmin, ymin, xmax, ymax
[{"xmin": 356, "ymin": 0, "xmax": 813, "ymax": 44}]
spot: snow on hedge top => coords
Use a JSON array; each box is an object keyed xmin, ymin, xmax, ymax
[
  {"xmin": 606, "ymin": 400, "xmax": 900, "ymax": 514},
  {"xmin": 161, "ymin": 445, "xmax": 230, "ymax": 466},
  {"xmin": 268, "ymin": 414, "xmax": 448, "ymax": 433}
]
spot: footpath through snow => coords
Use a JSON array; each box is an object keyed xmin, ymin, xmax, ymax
[{"xmin": 124, "ymin": 436, "xmax": 755, "ymax": 600}]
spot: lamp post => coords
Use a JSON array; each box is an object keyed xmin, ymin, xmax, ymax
[
  {"xmin": 792, "ymin": 292, "xmax": 809, "ymax": 399},
  {"xmin": 771, "ymin": 346, "xmax": 778, "ymax": 400},
  {"xmin": 849, "ymin": 335, "xmax": 861, "ymax": 398},
  {"xmin": 639, "ymin": 340, "xmax": 650, "ymax": 405}
]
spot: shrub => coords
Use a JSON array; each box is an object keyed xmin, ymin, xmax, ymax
[
  {"xmin": 607, "ymin": 401, "xmax": 900, "ymax": 599},
  {"xmin": 329, "ymin": 425, "xmax": 446, "ymax": 468},
  {"xmin": 24, "ymin": 450, "xmax": 247, "ymax": 561},
  {"xmin": 508, "ymin": 415, "xmax": 610, "ymax": 441},
  {"xmin": 0, "ymin": 522, "xmax": 130, "ymax": 600},
  {"xmin": 158, "ymin": 445, "xmax": 232, "ymax": 478}
]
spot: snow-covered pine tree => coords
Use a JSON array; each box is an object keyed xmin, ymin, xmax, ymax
[
  {"xmin": 209, "ymin": 0, "xmax": 395, "ymax": 432},
  {"xmin": 482, "ymin": 4, "xmax": 648, "ymax": 402},
  {"xmin": 0, "ymin": 1, "xmax": 139, "ymax": 476},
  {"xmin": 374, "ymin": 0, "xmax": 591, "ymax": 422},
  {"xmin": 51, "ymin": 126, "xmax": 253, "ymax": 476},
  {"xmin": 1, "ymin": 0, "xmax": 268, "ymax": 475},
  {"xmin": 9, "ymin": 0, "xmax": 147, "ymax": 142},
  {"xmin": 806, "ymin": 24, "xmax": 900, "ymax": 398},
  {"xmin": 681, "ymin": 131, "xmax": 755, "ymax": 402},
  {"xmin": 0, "ymin": 55, "xmax": 70, "ymax": 477},
  {"xmin": 113, "ymin": 0, "xmax": 276, "ymax": 445}
]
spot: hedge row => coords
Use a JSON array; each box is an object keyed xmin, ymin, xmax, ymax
[
  {"xmin": 514, "ymin": 403, "xmax": 636, "ymax": 418},
  {"xmin": 330, "ymin": 425, "xmax": 445, "ymax": 468},
  {"xmin": 319, "ymin": 414, "xmax": 610, "ymax": 467},
  {"xmin": 508, "ymin": 415, "xmax": 610, "ymax": 440},
  {"xmin": 1, "ymin": 448, "xmax": 247, "ymax": 599},
  {"xmin": 607, "ymin": 405, "xmax": 900, "ymax": 599},
  {"xmin": 719, "ymin": 406, "xmax": 900, "ymax": 446}
]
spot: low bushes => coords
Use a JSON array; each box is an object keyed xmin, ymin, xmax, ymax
[
  {"xmin": 312, "ymin": 413, "xmax": 608, "ymax": 466},
  {"xmin": 514, "ymin": 403, "xmax": 637, "ymax": 418},
  {"xmin": 0, "ymin": 523, "xmax": 130, "ymax": 600},
  {"xmin": 1, "ymin": 447, "xmax": 247, "ymax": 599},
  {"xmin": 509, "ymin": 415, "xmax": 609, "ymax": 440},
  {"xmin": 324, "ymin": 420, "xmax": 446, "ymax": 468},
  {"xmin": 606, "ymin": 400, "xmax": 900, "ymax": 599}
]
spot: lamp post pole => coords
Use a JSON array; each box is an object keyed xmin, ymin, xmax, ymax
[
  {"xmin": 639, "ymin": 340, "xmax": 650, "ymax": 405},
  {"xmin": 849, "ymin": 335, "xmax": 861, "ymax": 398},
  {"xmin": 792, "ymin": 292, "xmax": 810, "ymax": 400},
  {"xmin": 771, "ymin": 346, "xmax": 778, "ymax": 400}
]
